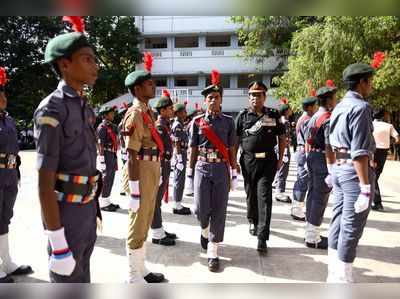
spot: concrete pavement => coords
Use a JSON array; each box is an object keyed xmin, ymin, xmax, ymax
[{"xmin": 8, "ymin": 151, "xmax": 400, "ymax": 283}]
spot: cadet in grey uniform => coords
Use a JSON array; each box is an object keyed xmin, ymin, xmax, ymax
[
  {"xmin": 171, "ymin": 103, "xmax": 191, "ymax": 215},
  {"xmin": 274, "ymin": 103, "xmax": 293, "ymax": 203},
  {"xmin": 327, "ymin": 63, "xmax": 376, "ymax": 283},
  {"xmin": 291, "ymin": 97, "xmax": 318, "ymax": 221},
  {"xmin": 34, "ymin": 21, "xmax": 101, "ymax": 283},
  {"xmin": 189, "ymin": 72, "xmax": 238, "ymax": 272},
  {"xmin": 0, "ymin": 68, "xmax": 33, "ymax": 283},
  {"xmin": 303, "ymin": 86, "xmax": 337, "ymax": 249},
  {"xmin": 150, "ymin": 93, "xmax": 177, "ymax": 246},
  {"xmin": 97, "ymin": 105, "xmax": 120, "ymax": 212}
]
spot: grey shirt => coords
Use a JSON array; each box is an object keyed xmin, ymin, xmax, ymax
[
  {"xmin": 34, "ymin": 80, "xmax": 97, "ymax": 176},
  {"xmin": 171, "ymin": 118, "xmax": 189, "ymax": 147},
  {"xmin": 0, "ymin": 112, "xmax": 18, "ymax": 154},
  {"xmin": 97, "ymin": 119, "xmax": 118, "ymax": 148},
  {"xmin": 305, "ymin": 107, "xmax": 331, "ymax": 149},
  {"xmin": 329, "ymin": 91, "xmax": 375, "ymax": 160},
  {"xmin": 156, "ymin": 116, "xmax": 173, "ymax": 155},
  {"xmin": 189, "ymin": 112, "xmax": 236, "ymax": 149},
  {"xmin": 296, "ymin": 112, "xmax": 311, "ymax": 146}
]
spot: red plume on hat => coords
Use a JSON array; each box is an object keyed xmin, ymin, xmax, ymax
[
  {"xmin": 371, "ymin": 51, "xmax": 385, "ymax": 69},
  {"xmin": 211, "ymin": 69, "xmax": 220, "ymax": 86},
  {"xmin": 0, "ymin": 67, "xmax": 8, "ymax": 87},
  {"xmin": 195, "ymin": 102, "xmax": 200, "ymax": 110},
  {"xmin": 280, "ymin": 97, "xmax": 289, "ymax": 105},
  {"xmin": 162, "ymin": 89, "xmax": 170, "ymax": 98},
  {"xmin": 184, "ymin": 100, "xmax": 188, "ymax": 106},
  {"xmin": 143, "ymin": 52, "xmax": 153, "ymax": 72},
  {"xmin": 62, "ymin": 16, "xmax": 85, "ymax": 33},
  {"xmin": 307, "ymin": 79, "xmax": 317, "ymax": 96},
  {"xmin": 326, "ymin": 79, "xmax": 336, "ymax": 88}
]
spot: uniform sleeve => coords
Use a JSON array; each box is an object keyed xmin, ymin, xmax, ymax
[
  {"xmin": 97, "ymin": 125, "xmax": 108, "ymax": 145},
  {"xmin": 275, "ymin": 115, "xmax": 286, "ymax": 136},
  {"xmin": 235, "ymin": 113, "xmax": 243, "ymax": 139},
  {"xmin": 390, "ymin": 125, "xmax": 399, "ymax": 139},
  {"xmin": 227, "ymin": 117, "xmax": 237, "ymax": 147},
  {"xmin": 34, "ymin": 101, "xmax": 64, "ymax": 172},
  {"xmin": 349, "ymin": 106, "xmax": 373, "ymax": 159},
  {"xmin": 189, "ymin": 119, "xmax": 199, "ymax": 147},
  {"xmin": 126, "ymin": 110, "xmax": 143, "ymax": 152}
]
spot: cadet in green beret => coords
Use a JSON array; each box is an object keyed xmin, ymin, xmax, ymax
[
  {"xmin": 96, "ymin": 105, "xmax": 121, "ymax": 212},
  {"xmin": 150, "ymin": 90, "xmax": 178, "ymax": 246},
  {"xmin": 327, "ymin": 63, "xmax": 376, "ymax": 282},
  {"xmin": 291, "ymin": 96, "xmax": 318, "ymax": 221},
  {"xmin": 33, "ymin": 17, "xmax": 100, "ymax": 283},
  {"xmin": 171, "ymin": 103, "xmax": 191, "ymax": 215},
  {"xmin": 121, "ymin": 53, "xmax": 166, "ymax": 283}
]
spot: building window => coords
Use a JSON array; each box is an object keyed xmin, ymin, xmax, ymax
[
  {"xmin": 237, "ymin": 74, "xmax": 264, "ymax": 88},
  {"xmin": 154, "ymin": 76, "xmax": 168, "ymax": 87},
  {"xmin": 206, "ymin": 35, "xmax": 231, "ymax": 47},
  {"xmin": 175, "ymin": 36, "xmax": 199, "ymax": 48},
  {"xmin": 174, "ymin": 76, "xmax": 198, "ymax": 87},
  {"xmin": 206, "ymin": 75, "xmax": 230, "ymax": 88},
  {"xmin": 145, "ymin": 37, "xmax": 168, "ymax": 49}
]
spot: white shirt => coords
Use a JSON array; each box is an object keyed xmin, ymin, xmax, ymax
[{"xmin": 373, "ymin": 120, "xmax": 399, "ymax": 149}]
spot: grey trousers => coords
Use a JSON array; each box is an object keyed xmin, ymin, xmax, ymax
[
  {"xmin": 305, "ymin": 152, "xmax": 331, "ymax": 226},
  {"xmin": 194, "ymin": 161, "xmax": 229, "ymax": 243},
  {"xmin": 172, "ymin": 152, "xmax": 187, "ymax": 203},
  {"xmin": 151, "ymin": 160, "xmax": 171, "ymax": 230},
  {"xmin": 328, "ymin": 163, "xmax": 375, "ymax": 263},
  {"xmin": 274, "ymin": 145, "xmax": 291, "ymax": 193},
  {"xmin": 48, "ymin": 199, "xmax": 97, "ymax": 283},
  {"xmin": 293, "ymin": 149, "xmax": 309, "ymax": 202},
  {"xmin": 0, "ymin": 169, "xmax": 18, "ymax": 235},
  {"xmin": 101, "ymin": 150, "xmax": 117, "ymax": 198}
]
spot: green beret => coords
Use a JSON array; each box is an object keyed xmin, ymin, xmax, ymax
[
  {"xmin": 201, "ymin": 84, "xmax": 223, "ymax": 97},
  {"xmin": 125, "ymin": 70, "xmax": 152, "ymax": 88},
  {"xmin": 173, "ymin": 103, "xmax": 186, "ymax": 112},
  {"xmin": 316, "ymin": 86, "xmax": 337, "ymax": 97},
  {"xmin": 99, "ymin": 105, "xmax": 116, "ymax": 115},
  {"xmin": 44, "ymin": 32, "xmax": 91, "ymax": 63},
  {"xmin": 302, "ymin": 96, "xmax": 318, "ymax": 105},
  {"xmin": 153, "ymin": 97, "xmax": 173, "ymax": 110},
  {"xmin": 343, "ymin": 63, "xmax": 374, "ymax": 82},
  {"xmin": 279, "ymin": 104, "xmax": 290, "ymax": 113}
]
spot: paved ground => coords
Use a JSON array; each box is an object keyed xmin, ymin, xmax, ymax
[{"xmin": 8, "ymin": 150, "xmax": 400, "ymax": 283}]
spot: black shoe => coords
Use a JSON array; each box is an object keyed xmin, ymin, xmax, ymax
[
  {"xmin": 144, "ymin": 272, "xmax": 165, "ymax": 283},
  {"xmin": 249, "ymin": 224, "xmax": 258, "ymax": 236},
  {"xmin": 165, "ymin": 231, "xmax": 177, "ymax": 240},
  {"xmin": 152, "ymin": 236, "xmax": 176, "ymax": 246},
  {"xmin": 101, "ymin": 204, "xmax": 118, "ymax": 212},
  {"xmin": 371, "ymin": 203, "xmax": 384, "ymax": 211},
  {"xmin": 111, "ymin": 203, "xmax": 120, "ymax": 209},
  {"xmin": 120, "ymin": 192, "xmax": 126, "ymax": 196},
  {"xmin": 201, "ymin": 235, "xmax": 209, "ymax": 250},
  {"xmin": 275, "ymin": 194, "xmax": 292, "ymax": 203},
  {"xmin": 257, "ymin": 239, "xmax": 268, "ymax": 254},
  {"xmin": 306, "ymin": 236, "xmax": 328, "ymax": 249},
  {"xmin": 0, "ymin": 275, "xmax": 14, "ymax": 283},
  {"xmin": 10, "ymin": 265, "xmax": 33, "ymax": 276},
  {"xmin": 208, "ymin": 258, "xmax": 220, "ymax": 272},
  {"xmin": 291, "ymin": 214, "xmax": 306, "ymax": 221},
  {"xmin": 173, "ymin": 206, "xmax": 191, "ymax": 215}
]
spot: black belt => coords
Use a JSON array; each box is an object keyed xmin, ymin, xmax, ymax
[
  {"xmin": 55, "ymin": 173, "xmax": 100, "ymax": 204},
  {"xmin": 335, "ymin": 152, "xmax": 351, "ymax": 159}
]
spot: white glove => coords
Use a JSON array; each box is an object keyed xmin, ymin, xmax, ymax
[
  {"xmin": 354, "ymin": 184, "xmax": 371, "ymax": 213},
  {"xmin": 46, "ymin": 227, "xmax": 76, "ymax": 276},
  {"xmin": 324, "ymin": 164, "xmax": 333, "ymax": 188},
  {"xmin": 230, "ymin": 168, "xmax": 238, "ymax": 191},
  {"xmin": 283, "ymin": 156, "xmax": 289, "ymax": 163},
  {"xmin": 129, "ymin": 180, "xmax": 140, "ymax": 213},
  {"xmin": 97, "ymin": 155, "xmax": 106, "ymax": 172},
  {"xmin": 121, "ymin": 150, "xmax": 128, "ymax": 161}
]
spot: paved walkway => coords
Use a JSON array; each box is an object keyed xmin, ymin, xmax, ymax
[{"xmin": 9, "ymin": 151, "xmax": 400, "ymax": 283}]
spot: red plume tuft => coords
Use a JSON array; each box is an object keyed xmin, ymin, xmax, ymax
[
  {"xmin": 0, "ymin": 67, "xmax": 8, "ymax": 87},
  {"xmin": 307, "ymin": 79, "xmax": 317, "ymax": 96},
  {"xmin": 280, "ymin": 97, "xmax": 289, "ymax": 105},
  {"xmin": 211, "ymin": 69, "xmax": 220, "ymax": 86},
  {"xmin": 184, "ymin": 100, "xmax": 188, "ymax": 106},
  {"xmin": 326, "ymin": 79, "xmax": 335, "ymax": 88},
  {"xmin": 143, "ymin": 52, "xmax": 153, "ymax": 72},
  {"xmin": 62, "ymin": 16, "xmax": 85, "ymax": 33},
  {"xmin": 371, "ymin": 51, "xmax": 385, "ymax": 69},
  {"xmin": 195, "ymin": 102, "xmax": 199, "ymax": 110},
  {"xmin": 162, "ymin": 89, "xmax": 170, "ymax": 98}
]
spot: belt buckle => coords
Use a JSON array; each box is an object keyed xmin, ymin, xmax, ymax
[
  {"xmin": 208, "ymin": 152, "xmax": 218, "ymax": 160},
  {"xmin": 7, "ymin": 155, "xmax": 16, "ymax": 168},
  {"xmin": 255, "ymin": 152, "xmax": 266, "ymax": 158}
]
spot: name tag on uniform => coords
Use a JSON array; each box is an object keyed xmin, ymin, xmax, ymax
[
  {"xmin": 255, "ymin": 152, "xmax": 266, "ymax": 158},
  {"xmin": 261, "ymin": 116, "xmax": 276, "ymax": 127}
]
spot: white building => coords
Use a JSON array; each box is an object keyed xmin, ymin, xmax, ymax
[{"xmin": 107, "ymin": 16, "xmax": 286, "ymax": 113}]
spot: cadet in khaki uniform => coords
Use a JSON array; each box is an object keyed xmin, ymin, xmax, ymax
[
  {"xmin": 34, "ymin": 17, "xmax": 100, "ymax": 283},
  {"xmin": 122, "ymin": 64, "xmax": 165, "ymax": 283}
]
